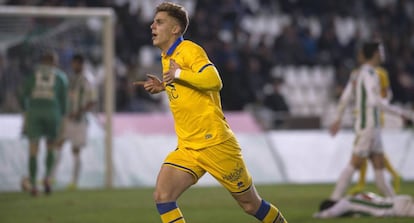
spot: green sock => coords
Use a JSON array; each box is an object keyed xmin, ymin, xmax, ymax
[
  {"xmin": 29, "ymin": 156, "xmax": 37, "ymax": 186},
  {"xmin": 45, "ymin": 150, "xmax": 55, "ymax": 177}
]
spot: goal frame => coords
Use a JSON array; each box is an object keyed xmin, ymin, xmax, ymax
[{"xmin": 0, "ymin": 6, "xmax": 115, "ymax": 188}]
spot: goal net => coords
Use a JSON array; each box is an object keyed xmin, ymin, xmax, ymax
[{"xmin": 0, "ymin": 6, "xmax": 114, "ymax": 189}]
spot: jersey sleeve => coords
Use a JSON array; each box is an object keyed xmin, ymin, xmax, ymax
[
  {"xmin": 333, "ymin": 72, "xmax": 355, "ymax": 122},
  {"xmin": 177, "ymin": 45, "xmax": 222, "ymax": 91}
]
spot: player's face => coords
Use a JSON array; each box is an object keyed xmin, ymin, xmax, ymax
[
  {"xmin": 151, "ymin": 11, "xmax": 180, "ymax": 52},
  {"xmin": 71, "ymin": 60, "xmax": 82, "ymax": 74}
]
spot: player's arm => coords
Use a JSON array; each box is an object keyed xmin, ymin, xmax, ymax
[
  {"xmin": 58, "ymin": 73, "xmax": 69, "ymax": 116},
  {"xmin": 20, "ymin": 73, "xmax": 35, "ymax": 111},
  {"xmin": 364, "ymin": 73, "xmax": 414, "ymax": 121},
  {"xmin": 165, "ymin": 47, "xmax": 222, "ymax": 91},
  {"xmin": 330, "ymin": 73, "xmax": 355, "ymax": 136},
  {"xmin": 174, "ymin": 63, "xmax": 222, "ymax": 91}
]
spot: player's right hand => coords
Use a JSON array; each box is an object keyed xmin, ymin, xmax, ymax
[
  {"xmin": 133, "ymin": 74, "xmax": 165, "ymax": 94},
  {"xmin": 329, "ymin": 120, "xmax": 341, "ymax": 136}
]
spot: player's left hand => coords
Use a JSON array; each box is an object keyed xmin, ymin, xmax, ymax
[{"xmin": 163, "ymin": 59, "xmax": 180, "ymax": 85}]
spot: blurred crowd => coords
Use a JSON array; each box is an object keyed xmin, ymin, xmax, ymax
[{"xmin": 0, "ymin": 0, "xmax": 413, "ymax": 116}]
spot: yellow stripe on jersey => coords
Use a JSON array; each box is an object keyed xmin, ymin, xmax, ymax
[{"xmin": 161, "ymin": 37, "xmax": 234, "ymax": 150}]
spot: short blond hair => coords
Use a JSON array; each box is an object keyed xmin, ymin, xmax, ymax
[{"xmin": 156, "ymin": 2, "xmax": 189, "ymax": 35}]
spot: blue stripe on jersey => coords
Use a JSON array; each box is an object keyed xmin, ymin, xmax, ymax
[
  {"xmin": 198, "ymin": 63, "xmax": 213, "ymax": 73},
  {"xmin": 156, "ymin": 202, "xmax": 178, "ymax": 215},
  {"xmin": 254, "ymin": 200, "xmax": 271, "ymax": 220},
  {"xmin": 166, "ymin": 36, "xmax": 184, "ymax": 56}
]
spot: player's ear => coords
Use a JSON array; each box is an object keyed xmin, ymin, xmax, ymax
[{"xmin": 172, "ymin": 24, "xmax": 181, "ymax": 35}]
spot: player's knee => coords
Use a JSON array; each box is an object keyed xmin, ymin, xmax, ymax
[
  {"xmin": 153, "ymin": 189, "xmax": 174, "ymax": 203},
  {"xmin": 239, "ymin": 201, "xmax": 259, "ymax": 215}
]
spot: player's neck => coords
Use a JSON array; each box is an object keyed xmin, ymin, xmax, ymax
[
  {"xmin": 364, "ymin": 60, "xmax": 378, "ymax": 68},
  {"xmin": 161, "ymin": 35, "xmax": 182, "ymax": 54}
]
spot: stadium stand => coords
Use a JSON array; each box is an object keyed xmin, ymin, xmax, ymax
[{"xmin": 0, "ymin": 0, "xmax": 413, "ymax": 129}]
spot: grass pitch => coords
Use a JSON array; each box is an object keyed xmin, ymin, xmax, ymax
[{"xmin": 1, "ymin": 182, "xmax": 414, "ymax": 223}]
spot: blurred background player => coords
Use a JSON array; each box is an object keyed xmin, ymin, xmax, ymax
[
  {"xmin": 328, "ymin": 41, "xmax": 414, "ymax": 201},
  {"xmin": 21, "ymin": 51, "xmax": 68, "ymax": 196},
  {"xmin": 314, "ymin": 192, "xmax": 414, "ymax": 218},
  {"xmin": 136, "ymin": 2, "xmax": 287, "ymax": 223},
  {"xmin": 331, "ymin": 50, "xmax": 401, "ymax": 195},
  {"xmin": 52, "ymin": 53, "xmax": 97, "ymax": 190},
  {"xmin": 347, "ymin": 65, "xmax": 401, "ymax": 195}
]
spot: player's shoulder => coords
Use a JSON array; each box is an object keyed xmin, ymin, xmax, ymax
[
  {"xmin": 181, "ymin": 40, "xmax": 206, "ymax": 53},
  {"xmin": 360, "ymin": 65, "xmax": 378, "ymax": 77}
]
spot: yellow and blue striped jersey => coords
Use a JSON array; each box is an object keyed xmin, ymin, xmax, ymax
[{"xmin": 161, "ymin": 37, "xmax": 234, "ymax": 149}]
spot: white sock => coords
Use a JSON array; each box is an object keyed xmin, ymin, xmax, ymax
[
  {"xmin": 330, "ymin": 164, "xmax": 355, "ymax": 200},
  {"xmin": 374, "ymin": 169, "xmax": 395, "ymax": 197},
  {"xmin": 72, "ymin": 153, "xmax": 81, "ymax": 185},
  {"xmin": 50, "ymin": 150, "xmax": 62, "ymax": 180}
]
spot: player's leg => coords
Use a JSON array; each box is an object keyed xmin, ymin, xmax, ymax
[
  {"xmin": 154, "ymin": 165, "xmax": 194, "ymax": 223},
  {"xmin": 232, "ymin": 186, "xmax": 287, "ymax": 223},
  {"xmin": 331, "ymin": 130, "xmax": 371, "ymax": 200},
  {"xmin": 370, "ymin": 130, "xmax": 395, "ymax": 197},
  {"xmin": 154, "ymin": 147, "xmax": 203, "ymax": 223},
  {"xmin": 200, "ymin": 137, "xmax": 287, "ymax": 222},
  {"xmin": 28, "ymin": 139, "xmax": 40, "ymax": 196},
  {"xmin": 50, "ymin": 118, "xmax": 67, "ymax": 182},
  {"xmin": 67, "ymin": 146, "xmax": 81, "ymax": 190},
  {"xmin": 383, "ymin": 155, "xmax": 401, "ymax": 193},
  {"xmin": 49, "ymin": 140, "xmax": 63, "ymax": 183},
  {"xmin": 25, "ymin": 112, "xmax": 41, "ymax": 196},
  {"xmin": 330, "ymin": 154, "xmax": 363, "ymax": 200},
  {"xmin": 65, "ymin": 119, "xmax": 87, "ymax": 190},
  {"xmin": 348, "ymin": 158, "xmax": 368, "ymax": 194},
  {"xmin": 371, "ymin": 153, "xmax": 395, "ymax": 197},
  {"xmin": 43, "ymin": 139, "xmax": 56, "ymax": 195},
  {"xmin": 43, "ymin": 113, "xmax": 61, "ymax": 194}
]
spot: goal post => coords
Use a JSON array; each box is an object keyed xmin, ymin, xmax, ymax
[{"xmin": 0, "ymin": 6, "xmax": 115, "ymax": 188}]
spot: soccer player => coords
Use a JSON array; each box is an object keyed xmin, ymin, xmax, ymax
[
  {"xmin": 314, "ymin": 192, "xmax": 414, "ymax": 218},
  {"xmin": 328, "ymin": 41, "xmax": 414, "ymax": 201},
  {"xmin": 134, "ymin": 2, "xmax": 287, "ymax": 223},
  {"xmin": 52, "ymin": 54, "xmax": 97, "ymax": 190},
  {"xmin": 347, "ymin": 66, "xmax": 401, "ymax": 194},
  {"xmin": 21, "ymin": 51, "xmax": 68, "ymax": 196}
]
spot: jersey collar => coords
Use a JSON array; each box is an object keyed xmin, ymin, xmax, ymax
[{"xmin": 165, "ymin": 36, "xmax": 184, "ymax": 56}]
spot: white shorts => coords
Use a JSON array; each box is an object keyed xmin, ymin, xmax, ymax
[
  {"xmin": 62, "ymin": 118, "xmax": 88, "ymax": 148},
  {"xmin": 353, "ymin": 128, "xmax": 383, "ymax": 157}
]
